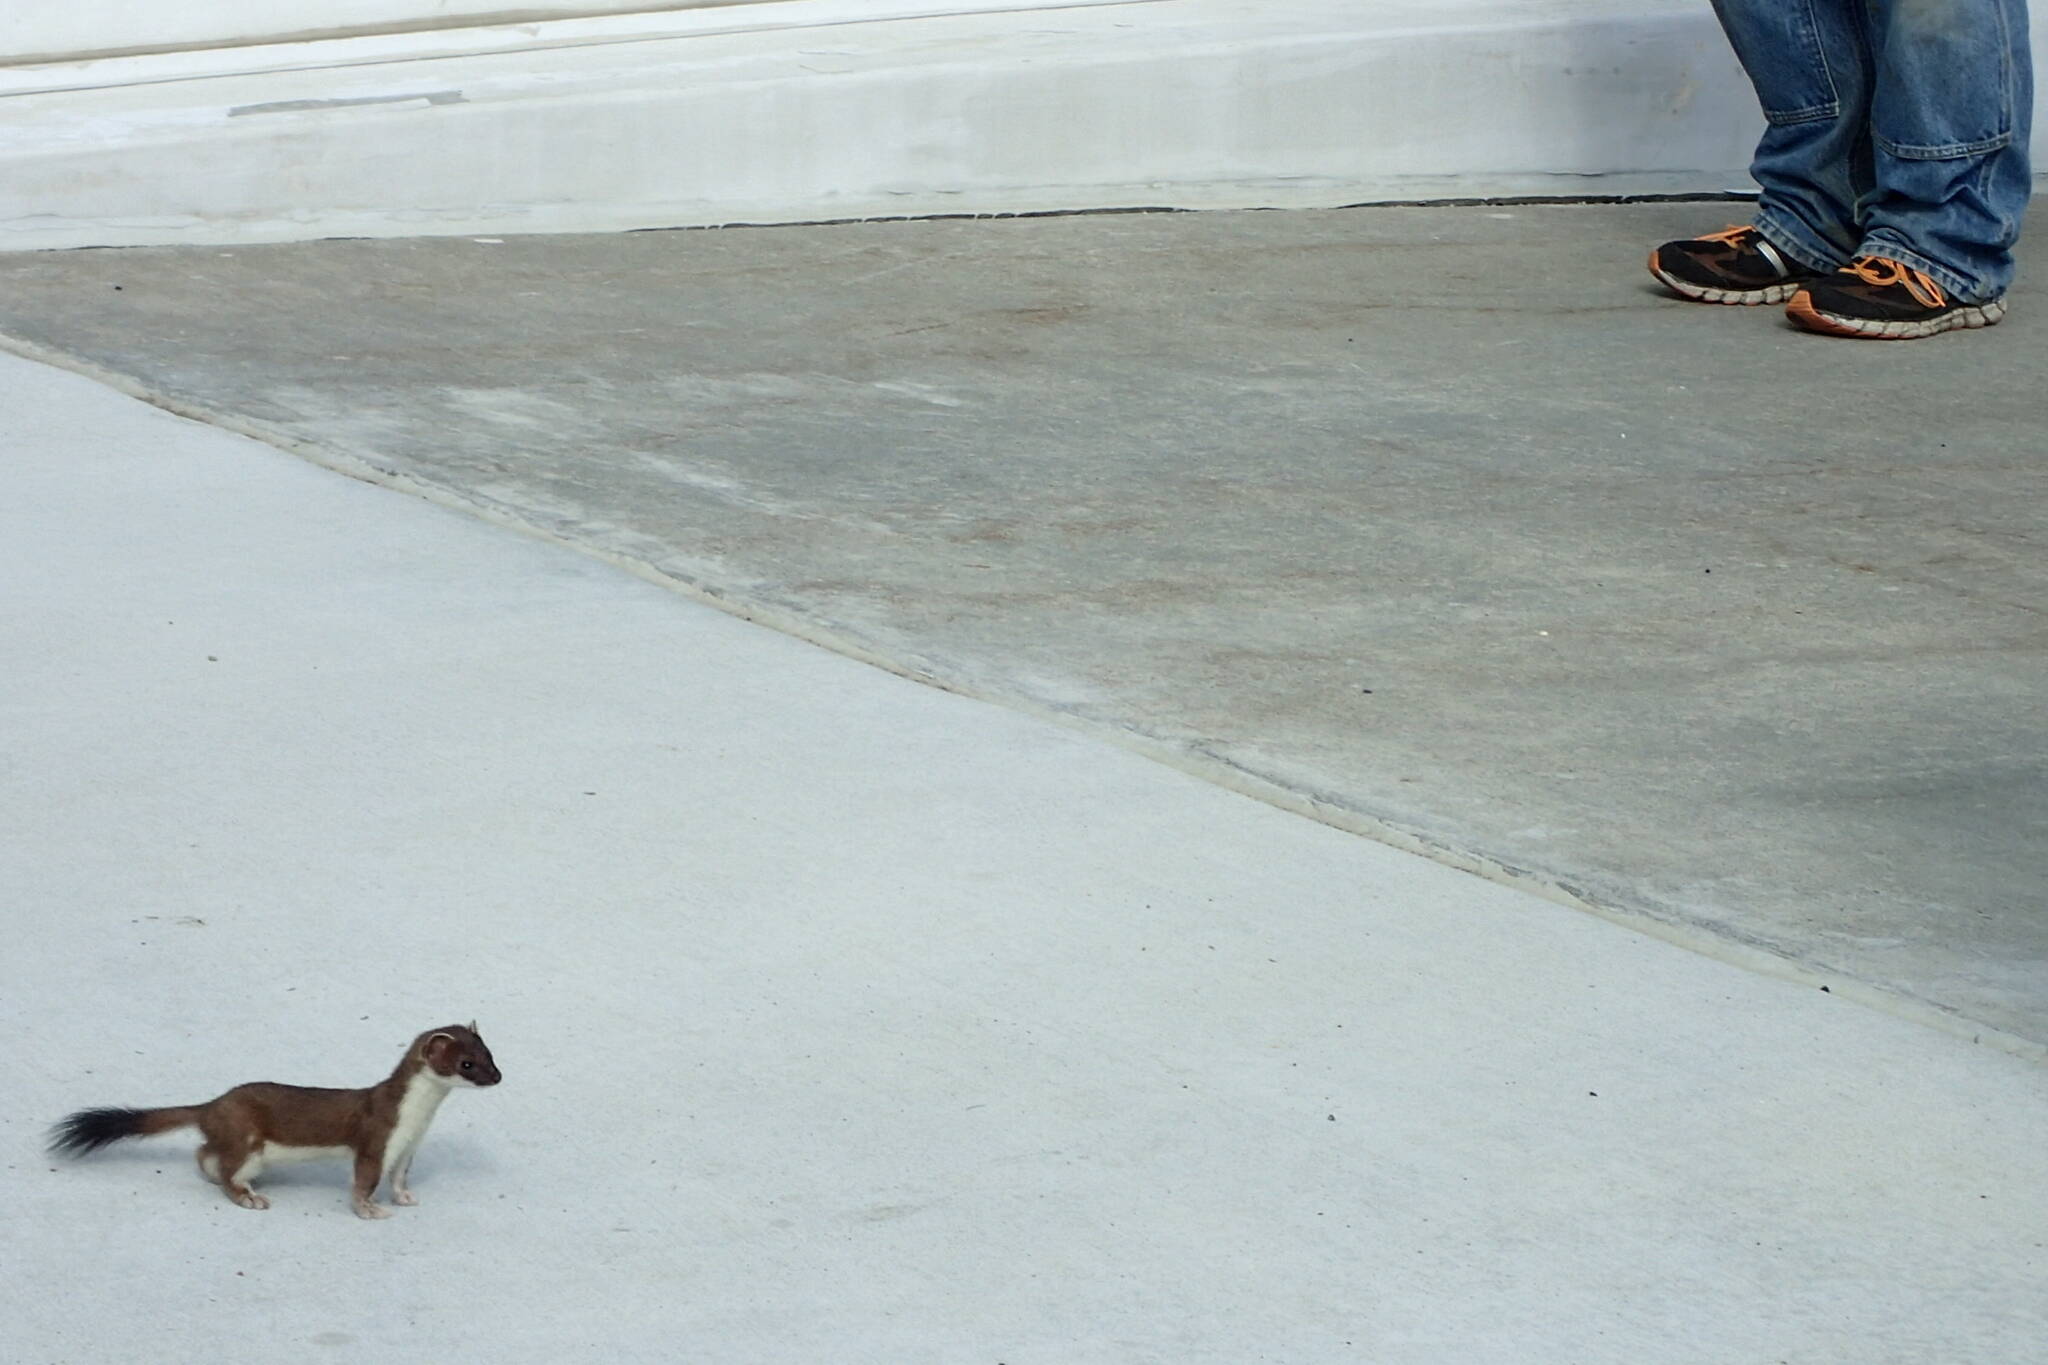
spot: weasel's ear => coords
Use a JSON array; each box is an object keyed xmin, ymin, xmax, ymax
[
  {"xmin": 467, "ymin": 1020, "xmax": 478, "ymax": 1034},
  {"xmin": 422, "ymin": 1031, "xmax": 454, "ymax": 1057}
]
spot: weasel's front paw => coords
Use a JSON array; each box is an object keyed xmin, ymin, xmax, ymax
[
  {"xmin": 233, "ymin": 1191, "xmax": 271, "ymax": 1211},
  {"xmin": 394, "ymin": 1189, "xmax": 419, "ymax": 1207},
  {"xmin": 353, "ymin": 1201, "xmax": 394, "ymax": 1220}
]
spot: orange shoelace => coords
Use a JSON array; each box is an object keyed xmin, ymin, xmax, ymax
[
  {"xmin": 1699, "ymin": 225, "xmax": 1755, "ymax": 246},
  {"xmin": 1846, "ymin": 256, "xmax": 1946, "ymax": 308}
]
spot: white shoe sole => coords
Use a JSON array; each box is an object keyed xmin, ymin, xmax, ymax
[
  {"xmin": 1650, "ymin": 265, "xmax": 1802, "ymax": 307},
  {"xmin": 1787, "ymin": 294, "xmax": 2008, "ymax": 339}
]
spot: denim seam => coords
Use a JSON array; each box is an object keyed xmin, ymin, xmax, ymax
[
  {"xmin": 1987, "ymin": 147, "xmax": 2020, "ymax": 256},
  {"xmin": 1757, "ymin": 0, "xmax": 1843, "ymax": 126},
  {"xmin": 1764, "ymin": 102, "xmax": 1844, "ymax": 126},
  {"xmin": 1995, "ymin": 0, "xmax": 2016, "ymax": 134},
  {"xmin": 1877, "ymin": 131, "xmax": 2016, "ymax": 161}
]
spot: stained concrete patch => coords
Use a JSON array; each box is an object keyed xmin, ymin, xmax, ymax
[{"xmin": 1, "ymin": 203, "xmax": 2043, "ymax": 1047}]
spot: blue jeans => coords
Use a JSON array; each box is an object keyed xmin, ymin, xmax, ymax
[{"xmin": 1711, "ymin": 0, "xmax": 2033, "ymax": 301}]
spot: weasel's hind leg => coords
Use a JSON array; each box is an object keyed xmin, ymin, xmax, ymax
[
  {"xmin": 219, "ymin": 1145, "xmax": 270, "ymax": 1210},
  {"xmin": 200, "ymin": 1103, "xmax": 269, "ymax": 1210}
]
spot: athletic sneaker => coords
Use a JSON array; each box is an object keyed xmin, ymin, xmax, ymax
[
  {"xmin": 1648, "ymin": 225, "xmax": 1819, "ymax": 305},
  {"xmin": 1786, "ymin": 256, "xmax": 2007, "ymax": 339}
]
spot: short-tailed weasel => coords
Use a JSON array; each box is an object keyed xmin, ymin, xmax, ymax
[{"xmin": 50, "ymin": 1023, "xmax": 501, "ymax": 1219}]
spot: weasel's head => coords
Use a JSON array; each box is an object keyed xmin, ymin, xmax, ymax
[{"xmin": 419, "ymin": 1023, "xmax": 502, "ymax": 1089}]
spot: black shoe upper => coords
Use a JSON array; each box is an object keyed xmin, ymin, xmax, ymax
[
  {"xmin": 1800, "ymin": 257, "xmax": 1960, "ymax": 322},
  {"xmin": 1655, "ymin": 226, "xmax": 1815, "ymax": 291}
]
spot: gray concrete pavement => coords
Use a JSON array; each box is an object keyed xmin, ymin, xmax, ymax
[{"xmin": 3, "ymin": 202, "xmax": 2043, "ymax": 1051}]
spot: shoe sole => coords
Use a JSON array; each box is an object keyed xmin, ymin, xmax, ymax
[
  {"xmin": 1786, "ymin": 292, "xmax": 2008, "ymax": 339},
  {"xmin": 1647, "ymin": 251, "xmax": 1802, "ymax": 306}
]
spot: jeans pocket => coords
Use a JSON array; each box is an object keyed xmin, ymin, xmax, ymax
[
  {"xmin": 1873, "ymin": 0, "xmax": 2020, "ymax": 159},
  {"xmin": 1711, "ymin": 0, "xmax": 1841, "ymax": 124}
]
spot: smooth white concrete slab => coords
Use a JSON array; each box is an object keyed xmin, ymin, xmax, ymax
[
  {"xmin": 3, "ymin": 350, "xmax": 2043, "ymax": 1362},
  {"xmin": 0, "ymin": 0, "xmax": 1764, "ymax": 250}
]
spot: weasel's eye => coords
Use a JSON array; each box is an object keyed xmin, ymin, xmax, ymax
[{"xmin": 460, "ymin": 1060, "xmax": 474, "ymax": 1071}]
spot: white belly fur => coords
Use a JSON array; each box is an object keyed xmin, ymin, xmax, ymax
[
  {"xmin": 260, "ymin": 1143, "xmax": 352, "ymax": 1165},
  {"xmin": 381, "ymin": 1071, "xmax": 451, "ymax": 1176}
]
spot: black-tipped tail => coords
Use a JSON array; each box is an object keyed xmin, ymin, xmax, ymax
[{"xmin": 48, "ymin": 1106, "xmax": 194, "ymax": 1157}]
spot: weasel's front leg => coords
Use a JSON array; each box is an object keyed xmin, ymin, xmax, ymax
[
  {"xmin": 390, "ymin": 1150, "xmax": 419, "ymax": 1207},
  {"xmin": 352, "ymin": 1150, "xmax": 392, "ymax": 1220}
]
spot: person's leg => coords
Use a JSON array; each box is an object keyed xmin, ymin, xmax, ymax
[
  {"xmin": 1715, "ymin": 0, "xmax": 1875, "ymax": 274},
  {"xmin": 1858, "ymin": 0, "xmax": 2032, "ymax": 303},
  {"xmin": 1650, "ymin": 0, "xmax": 1872, "ymax": 303},
  {"xmin": 1787, "ymin": 0, "xmax": 2031, "ymax": 336}
]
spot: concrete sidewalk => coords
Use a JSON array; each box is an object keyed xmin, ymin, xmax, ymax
[
  {"xmin": 5, "ymin": 348, "xmax": 2047, "ymax": 1363},
  {"xmin": 3, "ymin": 202, "xmax": 2042, "ymax": 1052}
]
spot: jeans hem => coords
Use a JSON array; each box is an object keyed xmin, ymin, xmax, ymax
[
  {"xmin": 1855, "ymin": 236, "xmax": 1996, "ymax": 304},
  {"xmin": 1751, "ymin": 208, "xmax": 1850, "ymax": 275}
]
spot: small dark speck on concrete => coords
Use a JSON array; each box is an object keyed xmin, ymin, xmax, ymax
[
  {"xmin": 1328, "ymin": 1114, "xmax": 1337, "ymax": 1121},
  {"xmin": 1588, "ymin": 1091, "xmax": 1599, "ymax": 1097},
  {"xmin": 112, "ymin": 285, "xmax": 123, "ymax": 291},
  {"xmin": 1820, "ymin": 985, "xmax": 1831, "ymax": 993},
  {"xmin": 207, "ymin": 655, "xmax": 217, "ymax": 662}
]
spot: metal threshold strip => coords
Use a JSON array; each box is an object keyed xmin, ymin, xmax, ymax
[{"xmin": 0, "ymin": 0, "xmax": 1165, "ymax": 99}]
